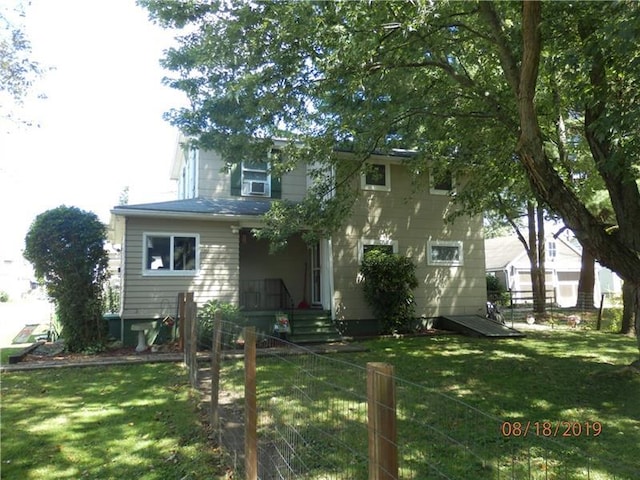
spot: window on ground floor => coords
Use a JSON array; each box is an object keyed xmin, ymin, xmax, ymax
[
  {"xmin": 143, "ymin": 233, "xmax": 199, "ymax": 275},
  {"xmin": 359, "ymin": 237, "xmax": 398, "ymax": 262},
  {"xmin": 427, "ymin": 240, "xmax": 463, "ymax": 266}
]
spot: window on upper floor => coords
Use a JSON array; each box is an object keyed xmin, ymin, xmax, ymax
[
  {"xmin": 230, "ymin": 156, "xmax": 282, "ymax": 198},
  {"xmin": 427, "ymin": 240, "xmax": 463, "ymax": 266},
  {"xmin": 430, "ymin": 170, "xmax": 455, "ymax": 195},
  {"xmin": 143, "ymin": 233, "xmax": 199, "ymax": 275},
  {"xmin": 241, "ymin": 161, "xmax": 271, "ymax": 197},
  {"xmin": 547, "ymin": 241, "xmax": 557, "ymax": 260},
  {"xmin": 361, "ymin": 162, "xmax": 391, "ymax": 192}
]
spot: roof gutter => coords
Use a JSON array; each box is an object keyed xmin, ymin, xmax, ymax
[{"xmin": 110, "ymin": 208, "xmax": 264, "ymax": 223}]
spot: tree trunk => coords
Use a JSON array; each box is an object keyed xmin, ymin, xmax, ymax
[
  {"xmin": 494, "ymin": 1, "xmax": 640, "ymax": 359},
  {"xmin": 636, "ymin": 288, "xmax": 640, "ymax": 356},
  {"xmin": 576, "ymin": 249, "xmax": 596, "ymax": 310},
  {"xmin": 621, "ymin": 281, "xmax": 637, "ymax": 335},
  {"xmin": 533, "ymin": 204, "xmax": 546, "ymax": 314}
]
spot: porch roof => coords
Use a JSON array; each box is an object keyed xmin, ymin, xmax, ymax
[{"xmin": 111, "ymin": 197, "xmax": 272, "ymax": 220}]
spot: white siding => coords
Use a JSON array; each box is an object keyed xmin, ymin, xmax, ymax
[{"xmin": 121, "ymin": 217, "xmax": 239, "ymax": 320}]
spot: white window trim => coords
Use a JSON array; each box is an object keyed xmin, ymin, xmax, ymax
[
  {"xmin": 427, "ymin": 240, "xmax": 464, "ymax": 266},
  {"xmin": 241, "ymin": 161, "xmax": 271, "ymax": 197},
  {"xmin": 143, "ymin": 232, "xmax": 200, "ymax": 276},
  {"xmin": 429, "ymin": 171, "xmax": 456, "ymax": 195},
  {"xmin": 358, "ymin": 237, "xmax": 399, "ymax": 263},
  {"xmin": 361, "ymin": 162, "xmax": 391, "ymax": 192}
]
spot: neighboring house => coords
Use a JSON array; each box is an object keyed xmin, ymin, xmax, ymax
[
  {"xmin": 110, "ymin": 140, "xmax": 486, "ymax": 342},
  {"xmin": 0, "ymin": 256, "xmax": 36, "ymax": 300},
  {"xmin": 485, "ymin": 235, "xmax": 622, "ymax": 307}
]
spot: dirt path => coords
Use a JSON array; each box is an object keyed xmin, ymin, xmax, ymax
[{"xmin": 196, "ymin": 366, "xmax": 247, "ymax": 478}]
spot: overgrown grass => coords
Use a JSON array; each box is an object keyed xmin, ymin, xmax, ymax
[
  {"xmin": 220, "ymin": 329, "xmax": 640, "ymax": 479},
  {"xmin": 1, "ymin": 363, "xmax": 225, "ymax": 479}
]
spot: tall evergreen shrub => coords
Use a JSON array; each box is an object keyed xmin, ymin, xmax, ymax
[
  {"xmin": 360, "ymin": 250, "xmax": 418, "ymax": 334},
  {"xmin": 24, "ymin": 206, "xmax": 109, "ymax": 352}
]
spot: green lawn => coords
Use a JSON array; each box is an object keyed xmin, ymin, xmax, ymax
[
  {"xmin": 0, "ymin": 347, "xmax": 24, "ymax": 366},
  {"xmin": 1, "ymin": 364, "xmax": 225, "ymax": 480},
  {"xmin": 220, "ymin": 328, "xmax": 640, "ymax": 479}
]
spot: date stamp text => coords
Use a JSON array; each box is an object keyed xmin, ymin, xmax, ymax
[{"xmin": 501, "ymin": 421, "xmax": 602, "ymax": 438}]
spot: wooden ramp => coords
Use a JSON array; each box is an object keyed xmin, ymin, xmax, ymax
[{"xmin": 436, "ymin": 315, "xmax": 526, "ymax": 338}]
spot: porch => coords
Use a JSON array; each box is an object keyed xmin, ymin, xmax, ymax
[
  {"xmin": 242, "ymin": 308, "xmax": 339, "ymax": 344},
  {"xmin": 238, "ymin": 229, "xmax": 338, "ymax": 343}
]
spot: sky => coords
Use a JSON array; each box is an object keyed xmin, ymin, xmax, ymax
[{"xmin": 0, "ymin": 0, "xmax": 186, "ymax": 258}]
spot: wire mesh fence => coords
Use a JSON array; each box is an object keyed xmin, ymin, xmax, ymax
[{"xmin": 186, "ymin": 312, "xmax": 637, "ymax": 480}]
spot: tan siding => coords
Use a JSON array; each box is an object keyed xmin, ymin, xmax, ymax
[
  {"xmin": 198, "ymin": 150, "xmax": 231, "ymax": 199},
  {"xmin": 332, "ymin": 164, "xmax": 486, "ymax": 321},
  {"xmin": 197, "ymin": 150, "xmax": 308, "ymax": 202},
  {"xmin": 122, "ymin": 217, "xmax": 239, "ymax": 320},
  {"xmin": 280, "ymin": 163, "xmax": 307, "ymax": 202}
]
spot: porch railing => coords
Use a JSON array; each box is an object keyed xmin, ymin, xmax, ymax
[{"xmin": 240, "ymin": 278, "xmax": 294, "ymax": 311}]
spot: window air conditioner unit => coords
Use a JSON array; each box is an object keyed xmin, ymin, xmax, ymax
[{"xmin": 249, "ymin": 181, "xmax": 267, "ymax": 195}]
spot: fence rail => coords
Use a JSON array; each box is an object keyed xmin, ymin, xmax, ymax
[{"xmin": 181, "ymin": 306, "xmax": 635, "ymax": 479}]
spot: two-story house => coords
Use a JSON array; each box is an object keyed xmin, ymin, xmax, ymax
[{"xmin": 110, "ymin": 140, "xmax": 487, "ymax": 344}]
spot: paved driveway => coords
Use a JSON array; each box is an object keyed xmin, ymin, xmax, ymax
[{"xmin": 0, "ymin": 299, "xmax": 53, "ymax": 348}]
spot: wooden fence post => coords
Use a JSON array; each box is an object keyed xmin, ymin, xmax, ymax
[
  {"xmin": 186, "ymin": 292, "xmax": 197, "ymax": 387},
  {"xmin": 367, "ymin": 362, "xmax": 398, "ymax": 480},
  {"xmin": 178, "ymin": 292, "xmax": 185, "ymax": 352},
  {"xmin": 210, "ymin": 309, "xmax": 223, "ymax": 430},
  {"xmin": 244, "ymin": 326, "xmax": 258, "ymax": 480},
  {"xmin": 597, "ymin": 293, "xmax": 605, "ymax": 330},
  {"xmin": 181, "ymin": 294, "xmax": 190, "ymax": 367}
]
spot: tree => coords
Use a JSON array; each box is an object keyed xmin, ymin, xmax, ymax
[
  {"xmin": 24, "ymin": 206, "xmax": 109, "ymax": 352},
  {"xmin": 0, "ymin": 2, "xmax": 44, "ymax": 126},
  {"xmin": 140, "ymin": 0, "xmax": 640, "ymax": 360}
]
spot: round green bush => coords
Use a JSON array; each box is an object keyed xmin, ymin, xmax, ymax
[{"xmin": 197, "ymin": 299, "xmax": 246, "ymax": 349}]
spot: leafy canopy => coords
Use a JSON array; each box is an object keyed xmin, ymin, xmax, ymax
[
  {"xmin": 0, "ymin": 2, "xmax": 44, "ymax": 126},
  {"xmin": 139, "ymin": 1, "xmax": 640, "ymax": 284}
]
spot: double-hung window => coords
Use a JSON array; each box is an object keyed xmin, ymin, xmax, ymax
[
  {"xmin": 241, "ymin": 161, "xmax": 271, "ymax": 197},
  {"xmin": 144, "ymin": 233, "xmax": 199, "ymax": 275},
  {"xmin": 427, "ymin": 240, "xmax": 463, "ymax": 266}
]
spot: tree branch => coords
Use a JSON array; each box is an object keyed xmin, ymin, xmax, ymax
[{"xmin": 477, "ymin": 2, "xmax": 521, "ymax": 96}]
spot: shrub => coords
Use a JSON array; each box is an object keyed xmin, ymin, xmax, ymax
[
  {"xmin": 0, "ymin": 291, "xmax": 8, "ymax": 303},
  {"xmin": 486, "ymin": 274, "xmax": 510, "ymax": 305},
  {"xmin": 104, "ymin": 285, "xmax": 120, "ymax": 314},
  {"xmin": 360, "ymin": 250, "xmax": 418, "ymax": 334},
  {"xmin": 197, "ymin": 299, "xmax": 245, "ymax": 348},
  {"xmin": 24, "ymin": 206, "xmax": 109, "ymax": 352}
]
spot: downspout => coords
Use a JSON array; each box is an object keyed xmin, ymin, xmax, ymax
[{"xmin": 119, "ymin": 217, "xmax": 128, "ymax": 344}]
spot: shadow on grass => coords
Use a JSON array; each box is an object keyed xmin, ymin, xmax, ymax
[
  {"xmin": 217, "ymin": 329, "xmax": 639, "ymax": 479},
  {"xmin": 1, "ymin": 364, "xmax": 224, "ymax": 480}
]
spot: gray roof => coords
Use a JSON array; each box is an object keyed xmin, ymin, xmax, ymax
[
  {"xmin": 485, "ymin": 235, "xmax": 582, "ymax": 271},
  {"xmin": 112, "ymin": 197, "xmax": 273, "ymax": 218},
  {"xmin": 484, "ymin": 237, "xmax": 528, "ymax": 271}
]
